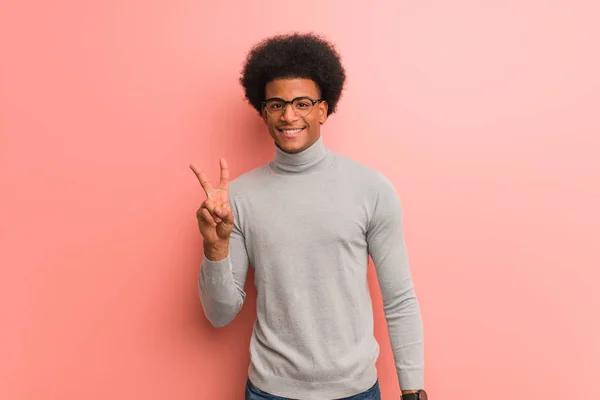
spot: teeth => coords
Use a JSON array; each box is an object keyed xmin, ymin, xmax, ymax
[{"xmin": 282, "ymin": 129, "xmax": 302, "ymax": 134}]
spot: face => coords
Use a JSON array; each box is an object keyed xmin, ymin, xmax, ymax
[{"xmin": 262, "ymin": 78, "xmax": 328, "ymax": 154}]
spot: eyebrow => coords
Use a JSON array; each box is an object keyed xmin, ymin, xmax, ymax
[{"xmin": 264, "ymin": 96, "xmax": 316, "ymax": 101}]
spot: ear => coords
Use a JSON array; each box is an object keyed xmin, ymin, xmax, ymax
[
  {"xmin": 318, "ymin": 101, "xmax": 328, "ymax": 124},
  {"xmin": 261, "ymin": 107, "xmax": 268, "ymax": 124}
]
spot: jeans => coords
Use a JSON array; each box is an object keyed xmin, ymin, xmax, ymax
[{"xmin": 245, "ymin": 379, "xmax": 381, "ymax": 400}]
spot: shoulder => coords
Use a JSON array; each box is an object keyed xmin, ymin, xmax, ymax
[
  {"xmin": 330, "ymin": 152, "xmax": 398, "ymax": 194},
  {"xmin": 228, "ymin": 163, "xmax": 271, "ymax": 200}
]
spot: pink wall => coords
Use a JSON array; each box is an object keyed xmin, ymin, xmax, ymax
[{"xmin": 2, "ymin": 1, "xmax": 599, "ymax": 399}]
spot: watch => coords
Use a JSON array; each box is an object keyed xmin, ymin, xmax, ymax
[{"xmin": 402, "ymin": 390, "xmax": 428, "ymax": 400}]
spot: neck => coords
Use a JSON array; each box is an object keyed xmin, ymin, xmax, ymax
[{"xmin": 271, "ymin": 135, "xmax": 329, "ymax": 173}]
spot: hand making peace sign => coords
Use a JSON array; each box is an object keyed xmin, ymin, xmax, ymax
[{"xmin": 190, "ymin": 158, "xmax": 234, "ymax": 245}]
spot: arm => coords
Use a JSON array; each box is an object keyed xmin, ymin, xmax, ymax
[
  {"xmin": 190, "ymin": 159, "xmax": 250, "ymax": 328},
  {"xmin": 198, "ymin": 198, "xmax": 250, "ymax": 328},
  {"xmin": 366, "ymin": 174, "xmax": 424, "ymax": 392}
]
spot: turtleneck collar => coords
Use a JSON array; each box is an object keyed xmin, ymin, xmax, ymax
[{"xmin": 271, "ymin": 135, "xmax": 329, "ymax": 174}]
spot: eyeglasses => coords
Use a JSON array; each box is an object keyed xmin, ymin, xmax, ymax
[{"xmin": 261, "ymin": 96, "xmax": 323, "ymax": 117}]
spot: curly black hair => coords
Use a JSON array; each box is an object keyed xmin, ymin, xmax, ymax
[{"xmin": 240, "ymin": 32, "xmax": 346, "ymax": 117}]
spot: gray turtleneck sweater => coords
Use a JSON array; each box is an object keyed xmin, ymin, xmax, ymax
[{"xmin": 198, "ymin": 135, "xmax": 424, "ymax": 399}]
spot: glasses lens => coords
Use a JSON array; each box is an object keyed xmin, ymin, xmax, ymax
[
  {"xmin": 292, "ymin": 98, "xmax": 314, "ymax": 116},
  {"xmin": 265, "ymin": 100, "xmax": 284, "ymax": 115}
]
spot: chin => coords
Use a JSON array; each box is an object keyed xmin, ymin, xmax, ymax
[{"xmin": 277, "ymin": 141, "xmax": 305, "ymax": 154}]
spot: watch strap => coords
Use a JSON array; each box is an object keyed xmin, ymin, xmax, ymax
[
  {"xmin": 402, "ymin": 393, "xmax": 419, "ymax": 400},
  {"xmin": 403, "ymin": 390, "xmax": 427, "ymax": 400}
]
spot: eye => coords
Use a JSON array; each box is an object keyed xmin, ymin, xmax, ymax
[{"xmin": 296, "ymin": 101, "xmax": 310, "ymax": 108}]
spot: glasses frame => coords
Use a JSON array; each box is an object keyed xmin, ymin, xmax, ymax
[{"xmin": 261, "ymin": 96, "xmax": 323, "ymax": 117}]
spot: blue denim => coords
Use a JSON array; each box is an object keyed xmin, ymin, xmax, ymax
[{"xmin": 245, "ymin": 379, "xmax": 381, "ymax": 400}]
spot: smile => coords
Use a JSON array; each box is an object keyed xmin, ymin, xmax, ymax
[{"xmin": 278, "ymin": 128, "xmax": 305, "ymax": 138}]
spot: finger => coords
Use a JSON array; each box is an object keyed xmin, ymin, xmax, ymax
[
  {"xmin": 219, "ymin": 158, "xmax": 230, "ymax": 191},
  {"xmin": 189, "ymin": 164, "xmax": 214, "ymax": 197},
  {"xmin": 201, "ymin": 208, "xmax": 217, "ymax": 227},
  {"xmin": 204, "ymin": 199, "xmax": 222, "ymax": 223}
]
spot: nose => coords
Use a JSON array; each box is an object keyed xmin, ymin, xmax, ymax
[{"xmin": 280, "ymin": 103, "xmax": 299, "ymax": 122}]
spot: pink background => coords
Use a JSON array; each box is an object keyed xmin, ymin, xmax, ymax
[{"xmin": 1, "ymin": 1, "xmax": 599, "ymax": 399}]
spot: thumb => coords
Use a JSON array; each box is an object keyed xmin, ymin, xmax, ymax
[{"xmin": 220, "ymin": 205, "xmax": 234, "ymax": 225}]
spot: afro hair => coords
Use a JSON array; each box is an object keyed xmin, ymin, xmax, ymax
[{"xmin": 240, "ymin": 32, "xmax": 346, "ymax": 117}]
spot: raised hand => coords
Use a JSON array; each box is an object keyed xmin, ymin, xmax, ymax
[{"xmin": 190, "ymin": 158, "xmax": 234, "ymax": 248}]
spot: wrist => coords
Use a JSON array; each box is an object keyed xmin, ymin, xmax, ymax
[{"xmin": 204, "ymin": 239, "xmax": 229, "ymax": 261}]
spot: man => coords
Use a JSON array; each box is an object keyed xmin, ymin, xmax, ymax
[{"xmin": 190, "ymin": 32, "xmax": 427, "ymax": 400}]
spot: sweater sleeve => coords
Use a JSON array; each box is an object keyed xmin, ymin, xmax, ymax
[
  {"xmin": 366, "ymin": 174, "xmax": 424, "ymax": 390},
  {"xmin": 198, "ymin": 196, "xmax": 250, "ymax": 328}
]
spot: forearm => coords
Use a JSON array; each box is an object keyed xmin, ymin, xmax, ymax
[
  {"xmin": 386, "ymin": 287, "xmax": 425, "ymax": 390},
  {"xmin": 198, "ymin": 252, "xmax": 246, "ymax": 327},
  {"xmin": 198, "ymin": 263, "xmax": 243, "ymax": 326}
]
